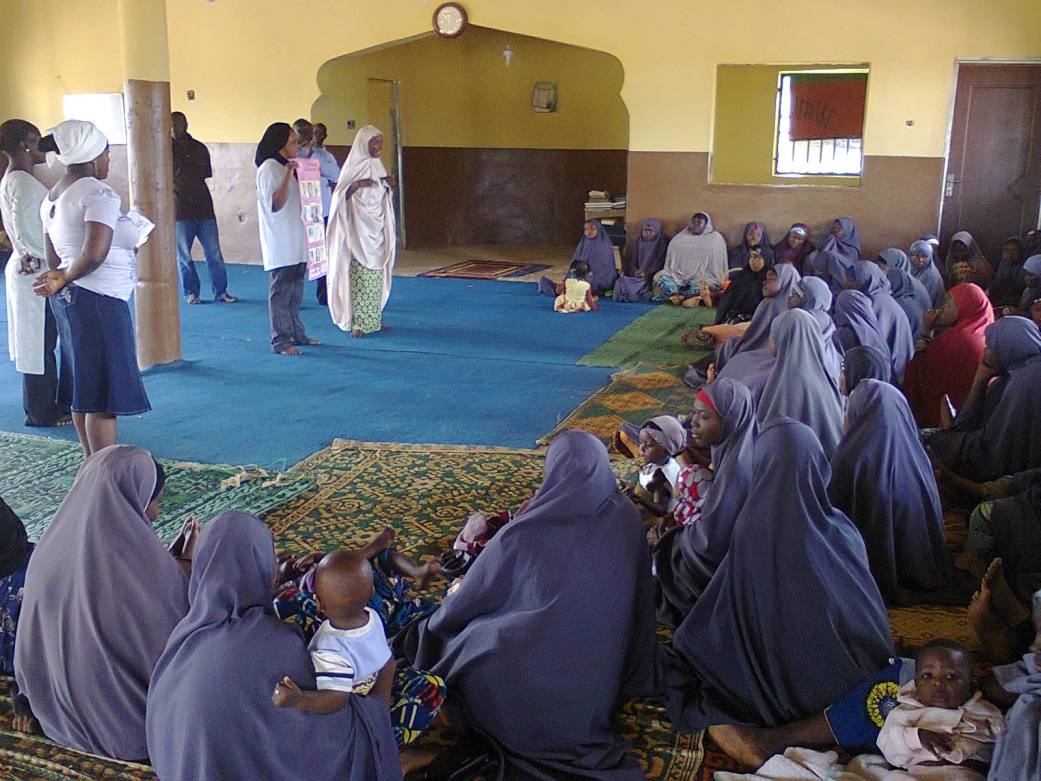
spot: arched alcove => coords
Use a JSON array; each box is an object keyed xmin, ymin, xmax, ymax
[{"xmin": 313, "ymin": 26, "xmax": 628, "ymax": 247}]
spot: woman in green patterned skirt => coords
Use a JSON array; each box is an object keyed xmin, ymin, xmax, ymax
[{"xmin": 325, "ymin": 125, "xmax": 396, "ymax": 338}]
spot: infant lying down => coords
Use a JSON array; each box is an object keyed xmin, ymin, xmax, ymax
[{"xmin": 717, "ymin": 640, "xmax": 1004, "ymax": 781}]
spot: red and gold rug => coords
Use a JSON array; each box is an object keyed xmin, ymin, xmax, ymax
[{"xmin": 418, "ymin": 259, "xmax": 550, "ymax": 280}]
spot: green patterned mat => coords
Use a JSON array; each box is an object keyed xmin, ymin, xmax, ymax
[
  {"xmin": 539, "ymin": 363, "xmax": 694, "ymax": 446},
  {"xmin": 0, "ymin": 436, "xmax": 973, "ymax": 780},
  {"xmin": 578, "ymin": 304, "xmax": 714, "ymax": 368},
  {"xmin": 0, "ymin": 432, "xmax": 314, "ymax": 544}
]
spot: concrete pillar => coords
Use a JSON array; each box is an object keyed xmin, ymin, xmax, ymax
[{"xmin": 118, "ymin": 0, "xmax": 181, "ymax": 368}]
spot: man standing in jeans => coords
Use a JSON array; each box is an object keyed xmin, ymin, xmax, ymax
[{"xmin": 171, "ymin": 111, "xmax": 235, "ymax": 304}]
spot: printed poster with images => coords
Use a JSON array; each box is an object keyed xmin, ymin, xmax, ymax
[{"xmin": 292, "ymin": 157, "xmax": 328, "ymax": 281}]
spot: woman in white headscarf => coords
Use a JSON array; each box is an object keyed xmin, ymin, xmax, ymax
[
  {"xmin": 32, "ymin": 120, "xmax": 152, "ymax": 457},
  {"xmin": 325, "ymin": 125, "xmax": 396, "ymax": 338}
]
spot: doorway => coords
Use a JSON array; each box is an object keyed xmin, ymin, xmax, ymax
[
  {"xmin": 941, "ymin": 63, "xmax": 1041, "ymax": 261},
  {"xmin": 367, "ymin": 77, "xmax": 406, "ymax": 248}
]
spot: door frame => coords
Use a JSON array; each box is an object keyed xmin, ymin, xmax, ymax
[{"xmin": 939, "ymin": 58, "xmax": 1041, "ymax": 235}]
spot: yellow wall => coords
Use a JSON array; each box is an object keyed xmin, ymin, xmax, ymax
[
  {"xmin": 0, "ymin": 0, "xmax": 124, "ymax": 130},
  {"xmin": 313, "ymin": 27, "xmax": 627, "ymax": 149},
  {"xmin": 2, "ymin": 0, "xmax": 1041, "ymax": 155},
  {"xmin": 712, "ymin": 64, "xmax": 867, "ymax": 186}
]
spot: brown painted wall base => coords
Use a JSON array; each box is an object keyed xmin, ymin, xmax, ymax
[
  {"xmin": 402, "ymin": 147, "xmax": 628, "ymax": 247},
  {"xmin": 626, "ymin": 152, "xmax": 944, "ymax": 258}
]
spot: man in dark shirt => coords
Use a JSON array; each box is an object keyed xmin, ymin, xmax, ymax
[{"xmin": 171, "ymin": 111, "xmax": 235, "ymax": 303}]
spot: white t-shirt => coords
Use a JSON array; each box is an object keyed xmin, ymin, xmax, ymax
[
  {"xmin": 1, "ymin": 170, "xmax": 47, "ymax": 259},
  {"xmin": 308, "ymin": 609, "xmax": 391, "ymax": 695},
  {"xmin": 256, "ymin": 158, "xmax": 306, "ymax": 271},
  {"xmin": 40, "ymin": 177, "xmax": 138, "ymax": 301}
]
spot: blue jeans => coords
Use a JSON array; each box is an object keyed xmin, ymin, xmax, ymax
[{"xmin": 176, "ymin": 219, "xmax": 228, "ymax": 298}]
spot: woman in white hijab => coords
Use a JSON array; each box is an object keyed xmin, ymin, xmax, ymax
[
  {"xmin": 653, "ymin": 212, "xmax": 728, "ymax": 306},
  {"xmin": 325, "ymin": 125, "xmax": 396, "ymax": 338}
]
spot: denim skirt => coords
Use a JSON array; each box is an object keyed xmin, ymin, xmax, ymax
[{"xmin": 49, "ymin": 285, "xmax": 151, "ymax": 416}]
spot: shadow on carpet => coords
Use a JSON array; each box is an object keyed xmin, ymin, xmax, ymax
[
  {"xmin": 0, "ymin": 432, "xmax": 313, "ymax": 544},
  {"xmin": 578, "ymin": 304, "xmax": 715, "ymax": 368},
  {"xmin": 0, "ymin": 438, "xmax": 979, "ymax": 780},
  {"xmin": 539, "ymin": 364, "xmax": 695, "ymax": 446}
]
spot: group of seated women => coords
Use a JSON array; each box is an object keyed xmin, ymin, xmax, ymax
[{"xmin": 5, "ymin": 216, "xmax": 1041, "ymax": 779}]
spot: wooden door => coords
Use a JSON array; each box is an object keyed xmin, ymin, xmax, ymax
[{"xmin": 941, "ymin": 64, "xmax": 1041, "ymax": 263}]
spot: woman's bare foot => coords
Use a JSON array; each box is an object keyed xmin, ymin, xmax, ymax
[
  {"xmin": 12, "ymin": 714, "xmax": 41, "ymax": 734},
  {"xmin": 707, "ymin": 724, "xmax": 772, "ymax": 770},
  {"xmin": 359, "ymin": 527, "xmax": 396, "ymax": 559},
  {"xmin": 350, "ymin": 329, "xmax": 363, "ymax": 339},
  {"xmin": 297, "ymin": 336, "xmax": 321, "ymax": 346},
  {"xmin": 415, "ymin": 560, "xmax": 442, "ymax": 590},
  {"xmin": 984, "ymin": 558, "xmax": 1032, "ymax": 628},
  {"xmin": 668, "ymin": 294, "xmax": 686, "ymax": 306},
  {"xmin": 968, "ymin": 586, "xmax": 1022, "ymax": 663},
  {"xmin": 399, "ymin": 745, "xmax": 440, "ymax": 774}
]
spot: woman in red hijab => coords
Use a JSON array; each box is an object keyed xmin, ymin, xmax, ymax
[{"xmin": 903, "ymin": 283, "xmax": 994, "ymax": 428}]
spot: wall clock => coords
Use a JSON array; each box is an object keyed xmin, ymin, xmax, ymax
[{"xmin": 433, "ymin": 2, "xmax": 468, "ymax": 39}]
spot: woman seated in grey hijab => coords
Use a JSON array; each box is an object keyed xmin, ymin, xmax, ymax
[
  {"xmin": 14, "ymin": 445, "xmax": 189, "ymax": 761},
  {"xmin": 146, "ymin": 512, "xmax": 401, "ymax": 781},
  {"xmin": 399, "ymin": 430, "xmax": 659, "ymax": 779}
]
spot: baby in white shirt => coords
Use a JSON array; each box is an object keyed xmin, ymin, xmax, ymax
[{"xmin": 272, "ymin": 550, "xmax": 395, "ymax": 712}]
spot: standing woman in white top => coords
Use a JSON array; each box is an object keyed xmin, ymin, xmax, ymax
[
  {"xmin": 32, "ymin": 120, "xmax": 151, "ymax": 457},
  {"xmin": 325, "ymin": 125, "xmax": 396, "ymax": 338},
  {"xmin": 0, "ymin": 120, "xmax": 70, "ymax": 427},
  {"xmin": 255, "ymin": 122, "xmax": 319, "ymax": 356}
]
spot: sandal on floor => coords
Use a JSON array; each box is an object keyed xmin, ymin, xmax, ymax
[
  {"xmin": 688, "ymin": 329, "xmax": 716, "ymax": 349},
  {"xmin": 185, "ymin": 294, "xmax": 201, "ymax": 304},
  {"xmin": 273, "ymin": 344, "xmax": 302, "ymax": 356},
  {"xmin": 215, "ymin": 293, "xmax": 237, "ymax": 303},
  {"xmin": 439, "ymin": 550, "xmax": 475, "ymax": 579}
]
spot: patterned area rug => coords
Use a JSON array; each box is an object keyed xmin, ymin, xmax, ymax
[
  {"xmin": 418, "ymin": 260, "xmax": 551, "ymax": 280},
  {"xmin": 0, "ymin": 437, "xmax": 980, "ymax": 780},
  {"xmin": 578, "ymin": 303, "xmax": 715, "ymax": 369},
  {"xmin": 539, "ymin": 363, "xmax": 694, "ymax": 446},
  {"xmin": 0, "ymin": 432, "xmax": 314, "ymax": 544}
]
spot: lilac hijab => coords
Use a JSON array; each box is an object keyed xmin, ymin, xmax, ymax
[
  {"xmin": 14, "ymin": 446, "xmax": 188, "ymax": 761},
  {"xmin": 410, "ymin": 430, "xmax": 659, "ymax": 779},
  {"xmin": 908, "ymin": 239, "xmax": 946, "ymax": 308},
  {"xmin": 654, "ymin": 379, "xmax": 758, "ymax": 625},
  {"xmin": 851, "ymin": 260, "xmax": 916, "ymax": 378},
  {"xmin": 146, "ymin": 512, "xmax": 401, "ymax": 781},
  {"xmin": 795, "ymin": 276, "xmax": 842, "ymax": 383},
  {"xmin": 829, "ymin": 380, "xmax": 950, "ymax": 605},
  {"xmin": 929, "ymin": 316, "xmax": 1041, "ymax": 480},
  {"xmin": 574, "ymin": 219, "xmax": 618, "ymax": 295},
  {"xmin": 822, "ymin": 216, "xmax": 862, "ymax": 265},
  {"xmin": 757, "ymin": 309, "xmax": 845, "ymax": 458},
  {"xmin": 664, "ymin": 418, "xmax": 893, "ymax": 729},
  {"xmin": 716, "ymin": 264, "xmax": 801, "ymax": 369},
  {"xmin": 834, "ymin": 289, "xmax": 893, "ymax": 367},
  {"xmin": 627, "ymin": 218, "xmax": 667, "ymax": 276},
  {"xmin": 990, "ymin": 651, "xmax": 1041, "ymax": 781},
  {"xmin": 614, "ymin": 219, "xmax": 667, "ymax": 302}
]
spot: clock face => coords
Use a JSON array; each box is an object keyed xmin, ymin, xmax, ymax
[{"xmin": 434, "ymin": 3, "xmax": 467, "ymax": 38}]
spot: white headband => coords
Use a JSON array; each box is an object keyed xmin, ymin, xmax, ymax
[{"xmin": 46, "ymin": 119, "xmax": 108, "ymax": 167}]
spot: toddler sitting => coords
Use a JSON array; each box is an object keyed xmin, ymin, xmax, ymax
[
  {"xmin": 273, "ymin": 550, "xmax": 396, "ymax": 712},
  {"xmin": 554, "ymin": 260, "xmax": 598, "ymax": 313},
  {"xmin": 855, "ymin": 639, "xmax": 1005, "ymax": 780}
]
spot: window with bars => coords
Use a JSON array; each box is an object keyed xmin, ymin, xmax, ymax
[{"xmin": 775, "ymin": 72, "xmax": 867, "ymax": 177}]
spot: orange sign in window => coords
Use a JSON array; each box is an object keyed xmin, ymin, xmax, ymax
[{"xmin": 789, "ymin": 75, "xmax": 867, "ymax": 140}]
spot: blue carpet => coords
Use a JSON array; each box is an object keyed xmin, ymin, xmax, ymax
[{"xmin": 0, "ymin": 264, "xmax": 652, "ymax": 467}]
